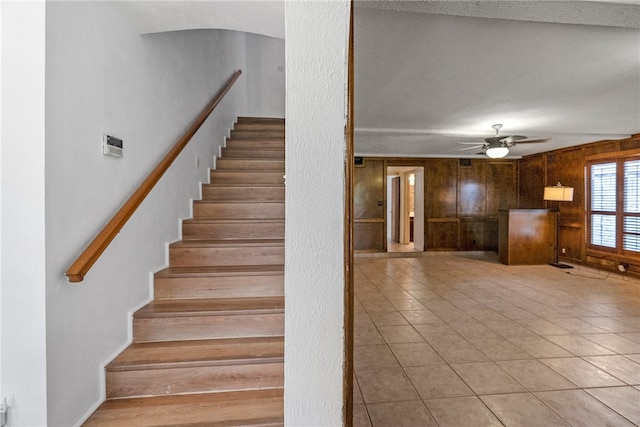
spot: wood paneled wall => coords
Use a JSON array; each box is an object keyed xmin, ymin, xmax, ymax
[
  {"xmin": 519, "ymin": 134, "xmax": 640, "ymax": 276},
  {"xmin": 354, "ymin": 158, "xmax": 518, "ymax": 252}
]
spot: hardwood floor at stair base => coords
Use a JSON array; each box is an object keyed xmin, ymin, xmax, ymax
[
  {"xmin": 133, "ymin": 313, "xmax": 284, "ymax": 342},
  {"xmin": 106, "ymin": 362, "xmax": 283, "ymax": 398},
  {"xmin": 82, "ymin": 389, "xmax": 283, "ymax": 427}
]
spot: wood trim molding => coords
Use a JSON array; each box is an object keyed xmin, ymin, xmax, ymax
[
  {"xmin": 343, "ymin": 2, "xmax": 355, "ymax": 426},
  {"xmin": 65, "ymin": 70, "xmax": 243, "ymax": 282}
]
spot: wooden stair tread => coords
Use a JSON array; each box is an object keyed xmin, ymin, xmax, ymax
[
  {"xmin": 155, "ymin": 265, "xmax": 284, "ymax": 278},
  {"xmin": 107, "ymin": 337, "xmax": 284, "ymax": 371},
  {"xmin": 136, "ymin": 297, "xmax": 285, "ymax": 317},
  {"xmin": 183, "ymin": 219, "xmax": 284, "ymax": 224},
  {"xmin": 170, "ymin": 239, "xmax": 284, "ymax": 248},
  {"xmin": 203, "ymin": 183, "xmax": 285, "ymax": 188},
  {"xmin": 224, "ymin": 140, "xmax": 284, "ymax": 146},
  {"xmin": 212, "ymin": 169, "xmax": 285, "ymax": 173},
  {"xmin": 193, "ymin": 200, "xmax": 284, "ymax": 204},
  {"xmin": 83, "ymin": 389, "xmax": 283, "ymax": 426}
]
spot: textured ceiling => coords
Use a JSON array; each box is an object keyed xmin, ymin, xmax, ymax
[
  {"xmin": 114, "ymin": 1, "xmax": 640, "ymax": 159},
  {"xmin": 354, "ymin": 1, "xmax": 640, "ymax": 158}
]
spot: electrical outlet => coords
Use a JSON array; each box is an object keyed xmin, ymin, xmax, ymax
[{"xmin": 561, "ymin": 248, "xmax": 566, "ymax": 254}]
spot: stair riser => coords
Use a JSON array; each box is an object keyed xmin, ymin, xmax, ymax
[
  {"xmin": 154, "ymin": 275, "xmax": 284, "ymax": 299},
  {"xmin": 221, "ymin": 148, "xmax": 284, "ymax": 159},
  {"xmin": 233, "ymin": 123, "xmax": 285, "ymax": 132},
  {"xmin": 230, "ymin": 130, "xmax": 284, "ymax": 139},
  {"xmin": 106, "ymin": 362, "xmax": 283, "ymax": 398},
  {"xmin": 170, "ymin": 246, "xmax": 284, "ymax": 267},
  {"xmin": 238, "ymin": 117, "xmax": 284, "ymax": 126},
  {"xmin": 193, "ymin": 203, "xmax": 284, "ymax": 220},
  {"xmin": 211, "ymin": 171, "xmax": 284, "ymax": 185},
  {"xmin": 133, "ymin": 313, "xmax": 284, "ymax": 342},
  {"xmin": 225, "ymin": 140, "xmax": 284, "ymax": 150},
  {"xmin": 183, "ymin": 222, "xmax": 284, "ymax": 240},
  {"xmin": 216, "ymin": 159, "xmax": 285, "ymax": 171},
  {"xmin": 201, "ymin": 186, "xmax": 284, "ymax": 202}
]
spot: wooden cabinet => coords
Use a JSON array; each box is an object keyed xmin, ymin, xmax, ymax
[{"xmin": 499, "ymin": 209, "xmax": 556, "ymax": 265}]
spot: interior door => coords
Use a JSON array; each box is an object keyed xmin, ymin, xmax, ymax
[{"xmin": 391, "ymin": 177, "xmax": 400, "ymax": 243}]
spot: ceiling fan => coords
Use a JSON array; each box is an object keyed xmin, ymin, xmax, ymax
[{"xmin": 458, "ymin": 124, "xmax": 550, "ymax": 158}]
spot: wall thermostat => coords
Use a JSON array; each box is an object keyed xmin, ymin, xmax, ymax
[{"xmin": 103, "ymin": 135, "xmax": 123, "ymax": 158}]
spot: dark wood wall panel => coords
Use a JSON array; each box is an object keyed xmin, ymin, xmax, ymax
[
  {"xmin": 460, "ymin": 220, "xmax": 485, "ymax": 250},
  {"xmin": 519, "ymin": 155, "xmax": 545, "ymax": 208},
  {"xmin": 427, "ymin": 221, "xmax": 458, "ymax": 250},
  {"xmin": 426, "ymin": 159, "xmax": 458, "ymax": 219},
  {"xmin": 487, "ymin": 162, "xmax": 518, "ymax": 216},
  {"xmin": 484, "ymin": 219, "xmax": 499, "ymax": 251},
  {"xmin": 459, "ymin": 161, "xmax": 486, "ymax": 217},
  {"xmin": 354, "ymin": 222, "xmax": 384, "ymax": 251},
  {"xmin": 354, "ymin": 159, "xmax": 384, "ymax": 219},
  {"xmin": 354, "ymin": 159, "xmax": 385, "ymax": 251}
]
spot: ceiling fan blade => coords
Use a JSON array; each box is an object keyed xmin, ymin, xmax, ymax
[
  {"xmin": 515, "ymin": 138, "xmax": 551, "ymax": 144},
  {"xmin": 500, "ymin": 135, "xmax": 527, "ymax": 144},
  {"xmin": 458, "ymin": 145, "xmax": 484, "ymax": 151},
  {"xmin": 457, "ymin": 142, "xmax": 484, "ymax": 145},
  {"xmin": 484, "ymin": 136, "xmax": 503, "ymax": 144}
]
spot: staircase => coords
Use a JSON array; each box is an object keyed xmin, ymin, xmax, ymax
[{"xmin": 84, "ymin": 117, "xmax": 285, "ymax": 426}]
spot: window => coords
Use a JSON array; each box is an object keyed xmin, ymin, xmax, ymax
[{"xmin": 588, "ymin": 155, "xmax": 640, "ymax": 255}]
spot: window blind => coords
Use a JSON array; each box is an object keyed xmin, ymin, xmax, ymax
[
  {"xmin": 623, "ymin": 216, "xmax": 640, "ymax": 252},
  {"xmin": 624, "ymin": 160, "xmax": 640, "ymax": 213},
  {"xmin": 591, "ymin": 162, "xmax": 616, "ymax": 212},
  {"xmin": 591, "ymin": 214, "xmax": 616, "ymax": 248}
]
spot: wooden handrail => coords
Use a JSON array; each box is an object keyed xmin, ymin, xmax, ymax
[{"xmin": 66, "ymin": 70, "xmax": 242, "ymax": 282}]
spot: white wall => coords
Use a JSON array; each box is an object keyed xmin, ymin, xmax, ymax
[
  {"xmin": 44, "ymin": 3, "xmax": 249, "ymax": 425},
  {"xmin": 246, "ymin": 34, "xmax": 285, "ymax": 118},
  {"xmin": 284, "ymin": 1, "xmax": 350, "ymax": 425},
  {"xmin": 0, "ymin": 2, "xmax": 48, "ymax": 426},
  {"xmin": 1, "ymin": 1, "xmax": 284, "ymax": 425}
]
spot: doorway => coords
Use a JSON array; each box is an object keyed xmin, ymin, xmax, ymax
[{"xmin": 386, "ymin": 166, "xmax": 425, "ymax": 253}]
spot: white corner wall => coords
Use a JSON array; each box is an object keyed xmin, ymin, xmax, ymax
[
  {"xmin": 284, "ymin": 2, "xmax": 350, "ymax": 425},
  {"xmin": 0, "ymin": 2, "xmax": 48, "ymax": 426},
  {"xmin": 44, "ymin": 3, "xmax": 250, "ymax": 425}
]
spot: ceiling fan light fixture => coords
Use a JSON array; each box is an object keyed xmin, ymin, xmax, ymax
[{"xmin": 485, "ymin": 146, "xmax": 509, "ymax": 158}]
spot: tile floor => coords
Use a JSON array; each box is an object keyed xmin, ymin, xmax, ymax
[{"xmin": 353, "ymin": 253, "xmax": 640, "ymax": 427}]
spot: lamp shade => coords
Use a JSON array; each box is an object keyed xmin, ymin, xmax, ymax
[
  {"xmin": 544, "ymin": 184, "xmax": 574, "ymax": 201},
  {"xmin": 485, "ymin": 146, "xmax": 509, "ymax": 159}
]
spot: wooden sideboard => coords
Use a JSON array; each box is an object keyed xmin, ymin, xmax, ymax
[{"xmin": 498, "ymin": 209, "xmax": 557, "ymax": 265}]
